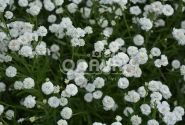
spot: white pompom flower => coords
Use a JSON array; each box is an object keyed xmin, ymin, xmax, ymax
[
  {"xmin": 5, "ymin": 66, "xmax": 17, "ymax": 78},
  {"xmin": 23, "ymin": 95, "xmax": 36, "ymax": 109},
  {"xmin": 60, "ymin": 107, "xmax": 73, "ymax": 120},
  {"xmin": 41, "ymin": 81, "xmax": 54, "ymax": 95}
]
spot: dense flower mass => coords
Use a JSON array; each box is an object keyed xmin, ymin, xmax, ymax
[{"xmin": 0, "ymin": 0, "xmax": 185, "ymax": 125}]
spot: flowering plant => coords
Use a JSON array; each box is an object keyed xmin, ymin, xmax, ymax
[{"xmin": 0, "ymin": 0, "xmax": 185, "ymax": 125}]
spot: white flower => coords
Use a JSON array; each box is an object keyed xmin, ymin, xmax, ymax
[
  {"xmin": 122, "ymin": 64, "xmax": 141, "ymax": 78},
  {"xmin": 71, "ymin": 38, "xmax": 85, "ymax": 47},
  {"xmin": 14, "ymin": 81, "xmax": 23, "ymax": 90},
  {"xmin": 148, "ymin": 80, "xmax": 162, "ymax": 92},
  {"xmin": 111, "ymin": 52, "xmax": 129, "ymax": 67},
  {"xmin": 157, "ymin": 101, "xmax": 170, "ymax": 115},
  {"xmin": 109, "ymin": 41, "xmax": 120, "ymax": 53},
  {"xmin": 60, "ymin": 107, "xmax": 73, "ymax": 120},
  {"xmin": 18, "ymin": 32, "xmax": 33, "ymax": 44},
  {"xmin": 130, "ymin": 115, "xmax": 142, "ymax": 125},
  {"xmin": 61, "ymin": 90, "xmax": 71, "ymax": 98},
  {"xmin": 147, "ymin": 119, "xmax": 159, "ymax": 125},
  {"xmin": 44, "ymin": 0, "xmax": 55, "ymax": 11},
  {"xmin": 9, "ymin": 29, "xmax": 19, "ymax": 38},
  {"xmin": 48, "ymin": 15, "xmax": 57, "ymax": 23},
  {"xmin": 104, "ymin": 49, "xmax": 111, "ymax": 55},
  {"xmin": 84, "ymin": 26, "xmax": 93, "ymax": 34},
  {"xmin": 181, "ymin": 20, "xmax": 185, "ymax": 29},
  {"xmin": 54, "ymin": 85, "xmax": 60, "ymax": 93},
  {"xmin": 60, "ymin": 17, "xmax": 73, "ymax": 28},
  {"xmin": 93, "ymin": 77, "xmax": 105, "ymax": 89},
  {"xmin": 111, "ymin": 20, "xmax": 116, "ymax": 26},
  {"xmin": 60, "ymin": 97, "xmax": 68, "ymax": 106},
  {"xmin": 133, "ymin": 51, "xmax": 148, "ymax": 65},
  {"xmin": 67, "ymin": 3, "xmax": 78, "ymax": 13},
  {"xmin": 94, "ymin": 40, "xmax": 106, "ymax": 52},
  {"xmin": 8, "ymin": 39, "xmax": 21, "ymax": 51},
  {"xmin": 130, "ymin": 6, "xmax": 141, "ymax": 15},
  {"xmin": 0, "ymin": 32, "xmax": 7, "ymax": 41},
  {"xmin": 133, "ymin": 34, "xmax": 144, "ymax": 46},
  {"xmin": 93, "ymin": 122, "xmax": 104, "ymax": 125},
  {"xmin": 140, "ymin": 104, "xmax": 151, "ymax": 115},
  {"xmin": 103, "ymin": 27, "xmax": 113, "ymax": 37},
  {"xmin": 150, "ymin": 1, "xmax": 163, "ymax": 14},
  {"xmin": 65, "ymin": 84, "xmax": 78, "ymax": 96},
  {"xmin": 137, "ymin": 86, "xmax": 147, "ymax": 98},
  {"xmin": 6, "ymin": 66, "xmax": 17, "ymax": 78},
  {"xmin": 41, "ymin": 81, "xmax": 54, "ymax": 95},
  {"xmin": 18, "ymin": 0, "xmax": 28, "ymax": 7},
  {"xmin": 154, "ymin": 19, "xmax": 165, "ymax": 27},
  {"xmin": 154, "ymin": 59, "xmax": 162, "ymax": 68},
  {"xmin": 123, "ymin": 107, "xmax": 134, "ymax": 117},
  {"xmin": 35, "ymin": 41, "xmax": 47, "ymax": 55},
  {"xmin": 84, "ymin": 93, "xmax": 93, "ymax": 102},
  {"xmin": 115, "ymin": 8, "xmax": 122, "ymax": 16},
  {"xmin": 4, "ymin": 11, "xmax": 13, "ymax": 19},
  {"xmin": 171, "ymin": 60, "xmax": 180, "ymax": 69},
  {"xmin": 115, "ymin": 38, "xmax": 125, "ymax": 46},
  {"xmin": 48, "ymin": 96, "xmax": 60, "ymax": 108},
  {"xmin": 102, "ymin": 95, "xmax": 115, "ymax": 110},
  {"xmin": 85, "ymin": 83, "xmax": 95, "ymax": 92},
  {"xmin": 50, "ymin": 44, "xmax": 60, "ymax": 52},
  {"xmin": 150, "ymin": 47, "xmax": 161, "ymax": 57},
  {"xmin": 57, "ymin": 119, "xmax": 68, "ymax": 125},
  {"xmin": 76, "ymin": 61, "xmax": 88, "ymax": 72},
  {"xmin": 54, "ymin": 0, "xmax": 64, "ymax": 6},
  {"xmin": 117, "ymin": 77, "xmax": 129, "ymax": 89},
  {"xmin": 163, "ymin": 112, "xmax": 177, "ymax": 125},
  {"xmin": 130, "ymin": 0, "xmax": 140, "ymax": 4},
  {"xmin": 26, "ymin": 5, "xmax": 41, "ymax": 16},
  {"xmin": 0, "ymin": 105, "xmax": 4, "ymax": 115},
  {"xmin": 101, "ymin": 65, "xmax": 111, "ymax": 73},
  {"xmin": 23, "ymin": 95, "xmax": 36, "ymax": 108},
  {"xmin": 23, "ymin": 77, "xmax": 35, "ymax": 89},
  {"xmin": 174, "ymin": 106, "xmax": 185, "ymax": 116},
  {"xmin": 150, "ymin": 92, "xmax": 162, "ymax": 101},
  {"xmin": 172, "ymin": 28, "xmax": 185, "ymax": 45},
  {"xmin": 160, "ymin": 55, "xmax": 168, "ymax": 66},
  {"xmin": 127, "ymin": 46, "xmax": 138, "ymax": 57},
  {"xmin": 162, "ymin": 4, "xmax": 174, "ymax": 16},
  {"xmin": 69, "ymin": 26, "xmax": 85, "ymax": 37},
  {"xmin": 37, "ymin": 26, "xmax": 48, "ymax": 37},
  {"xmin": 5, "ymin": 110, "xmax": 14, "ymax": 120},
  {"xmin": 115, "ymin": 115, "xmax": 122, "ymax": 122},
  {"xmin": 159, "ymin": 84, "xmax": 172, "ymax": 99},
  {"xmin": 81, "ymin": 7, "xmax": 91, "ymax": 18},
  {"xmin": 139, "ymin": 17, "xmax": 153, "ymax": 31},
  {"xmin": 0, "ymin": 82, "xmax": 6, "ymax": 92},
  {"xmin": 19, "ymin": 45, "xmax": 33, "ymax": 58},
  {"xmin": 66, "ymin": 70, "xmax": 76, "ymax": 80},
  {"xmin": 124, "ymin": 90, "xmax": 140, "ymax": 103},
  {"xmin": 72, "ymin": 0, "xmax": 82, "ymax": 4},
  {"xmin": 100, "ymin": 19, "xmax": 108, "ymax": 28},
  {"xmin": 173, "ymin": 107, "xmax": 184, "ymax": 121},
  {"xmin": 111, "ymin": 122, "xmax": 122, "ymax": 125},
  {"xmin": 93, "ymin": 90, "xmax": 103, "ymax": 99},
  {"xmin": 180, "ymin": 65, "xmax": 185, "ymax": 75}
]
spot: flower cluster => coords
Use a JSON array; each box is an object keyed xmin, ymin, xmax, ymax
[{"xmin": 0, "ymin": 0, "xmax": 185, "ymax": 125}]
